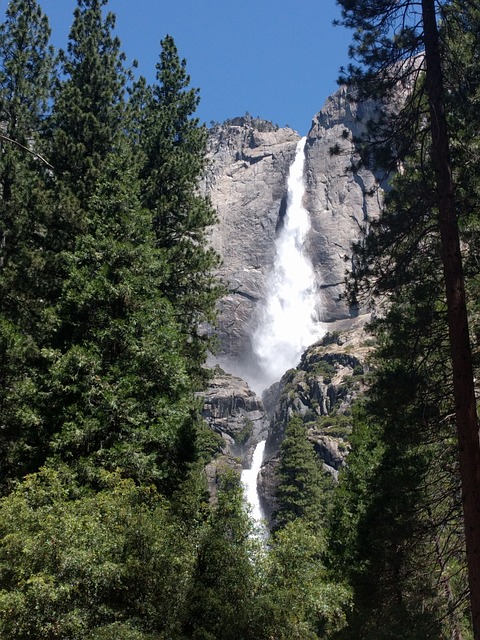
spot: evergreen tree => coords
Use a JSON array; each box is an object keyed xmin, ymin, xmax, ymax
[
  {"xmin": 49, "ymin": 0, "xmax": 127, "ymax": 211},
  {"xmin": 0, "ymin": 0, "xmax": 54, "ymax": 319},
  {"xmin": 337, "ymin": 0, "xmax": 480, "ymax": 633},
  {"xmin": 0, "ymin": 0, "xmax": 52, "ymax": 207},
  {"xmin": 0, "ymin": 2, "xmax": 214, "ymax": 492},
  {"xmin": 0, "ymin": 0, "xmax": 55, "ymax": 492},
  {"xmin": 331, "ymin": 88, "xmax": 475, "ymax": 639},
  {"xmin": 0, "ymin": 0, "xmax": 134, "ymax": 491},
  {"xmin": 329, "ymin": 336, "xmax": 468, "ymax": 638},
  {"xmin": 42, "ymin": 141, "xmax": 198, "ymax": 491},
  {"xmin": 273, "ymin": 416, "xmax": 331, "ymax": 533},
  {"xmin": 135, "ymin": 35, "xmax": 222, "ymax": 384},
  {"xmin": 260, "ymin": 520, "xmax": 350, "ymax": 640},
  {"xmin": 182, "ymin": 470, "xmax": 260, "ymax": 640},
  {"xmin": 328, "ymin": 5, "xmax": 480, "ymax": 631}
]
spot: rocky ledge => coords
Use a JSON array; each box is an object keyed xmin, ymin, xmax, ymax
[
  {"xmin": 198, "ymin": 365, "xmax": 268, "ymax": 466},
  {"xmin": 258, "ymin": 317, "xmax": 374, "ymax": 520}
]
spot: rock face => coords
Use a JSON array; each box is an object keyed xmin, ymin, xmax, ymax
[
  {"xmin": 304, "ymin": 87, "xmax": 384, "ymax": 319},
  {"xmin": 197, "ymin": 365, "xmax": 269, "ymax": 502},
  {"xmin": 199, "ymin": 365, "xmax": 268, "ymax": 466},
  {"xmin": 257, "ymin": 318, "xmax": 373, "ymax": 520},
  {"xmin": 204, "ymin": 93, "xmax": 384, "ymax": 368},
  {"xmin": 204, "ymin": 116, "xmax": 299, "ymax": 362}
]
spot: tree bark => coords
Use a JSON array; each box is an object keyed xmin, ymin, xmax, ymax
[{"xmin": 422, "ymin": 1, "xmax": 480, "ymax": 637}]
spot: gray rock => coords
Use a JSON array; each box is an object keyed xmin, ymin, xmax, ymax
[
  {"xmin": 198, "ymin": 366, "xmax": 268, "ymax": 467},
  {"xmin": 204, "ymin": 117, "xmax": 299, "ymax": 362},
  {"xmin": 204, "ymin": 455, "xmax": 243, "ymax": 505},
  {"xmin": 257, "ymin": 321, "xmax": 373, "ymax": 519},
  {"xmin": 304, "ymin": 86, "xmax": 384, "ymax": 320},
  {"xmin": 257, "ymin": 452, "xmax": 280, "ymax": 522},
  {"xmin": 204, "ymin": 91, "xmax": 385, "ymax": 371}
]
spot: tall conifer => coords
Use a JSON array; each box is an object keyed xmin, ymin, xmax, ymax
[
  {"xmin": 337, "ymin": 1, "xmax": 480, "ymax": 633},
  {"xmin": 45, "ymin": 139, "xmax": 196, "ymax": 490},
  {"xmin": 49, "ymin": 0, "xmax": 127, "ymax": 211},
  {"xmin": 136, "ymin": 35, "xmax": 222, "ymax": 383},
  {"xmin": 0, "ymin": 0, "xmax": 54, "ymax": 491},
  {"xmin": 273, "ymin": 416, "xmax": 329, "ymax": 533}
]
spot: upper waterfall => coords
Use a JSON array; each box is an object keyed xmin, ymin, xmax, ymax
[
  {"xmin": 206, "ymin": 104, "xmax": 383, "ymax": 391},
  {"xmin": 250, "ymin": 137, "xmax": 325, "ymax": 391}
]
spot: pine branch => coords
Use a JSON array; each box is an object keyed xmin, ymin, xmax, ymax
[{"xmin": 0, "ymin": 133, "xmax": 53, "ymax": 170}]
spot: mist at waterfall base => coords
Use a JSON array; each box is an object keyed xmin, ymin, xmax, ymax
[{"xmin": 230, "ymin": 137, "xmax": 324, "ymax": 395}]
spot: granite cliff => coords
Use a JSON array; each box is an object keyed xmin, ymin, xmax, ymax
[
  {"xmin": 204, "ymin": 117, "xmax": 299, "ymax": 364},
  {"xmin": 204, "ymin": 87, "xmax": 384, "ymax": 379},
  {"xmin": 199, "ymin": 87, "xmax": 384, "ymax": 516}
]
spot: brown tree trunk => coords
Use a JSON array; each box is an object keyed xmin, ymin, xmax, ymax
[{"xmin": 422, "ymin": 1, "xmax": 480, "ymax": 637}]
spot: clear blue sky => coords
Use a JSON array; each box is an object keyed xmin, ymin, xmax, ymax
[{"xmin": 24, "ymin": 0, "xmax": 353, "ymax": 135}]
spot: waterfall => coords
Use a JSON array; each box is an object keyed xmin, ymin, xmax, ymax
[
  {"xmin": 251, "ymin": 136, "xmax": 325, "ymax": 391},
  {"xmin": 241, "ymin": 440, "xmax": 267, "ymax": 533}
]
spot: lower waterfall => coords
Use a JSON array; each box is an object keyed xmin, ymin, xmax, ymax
[
  {"xmin": 241, "ymin": 440, "xmax": 267, "ymax": 535},
  {"xmin": 250, "ymin": 136, "xmax": 325, "ymax": 392}
]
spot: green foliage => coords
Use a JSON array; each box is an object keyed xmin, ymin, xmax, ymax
[
  {"xmin": 42, "ymin": 144, "xmax": 198, "ymax": 491},
  {"xmin": 0, "ymin": 0, "xmax": 53, "ymax": 144},
  {"xmin": 0, "ymin": 1, "xmax": 229, "ymax": 637},
  {"xmin": 0, "ymin": 1, "xmax": 224, "ymax": 496},
  {"xmin": 50, "ymin": 0, "xmax": 127, "ymax": 209},
  {"xmin": 8, "ymin": 1, "xmax": 479, "ymax": 638},
  {"xmin": 273, "ymin": 416, "xmax": 332, "ymax": 533},
  {"xmin": 331, "ymin": 3, "xmax": 480, "ymax": 638},
  {"xmin": 195, "ymin": 423, "xmax": 225, "ymax": 463},
  {"xmin": 233, "ymin": 418, "xmax": 254, "ymax": 445},
  {"xmin": 259, "ymin": 520, "xmax": 351, "ymax": 639},
  {"xmin": 182, "ymin": 471, "xmax": 260, "ymax": 640},
  {"xmin": 0, "ymin": 0, "xmax": 56, "ymax": 492},
  {"xmin": 133, "ymin": 35, "xmax": 223, "ymax": 384},
  {"xmin": 0, "ymin": 467, "xmax": 195, "ymax": 639},
  {"xmin": 312, "ymin": 360, "xmax": 336, "ymax": 381},
  {"xmin": 328, "ymin": 10, "xmax": 480, "ymax": 635},
  {"xmin": 314, "ymin": 414, "xmax": 352, "ymax": 439},
  {"xmin": 331, "ymin": 193, "xmax": 471, "ymax": 636}
]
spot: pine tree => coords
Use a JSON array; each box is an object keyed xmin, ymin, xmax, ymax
[
  {"xmin": 0, "ymin": 0, "xmax": 55, "ymax": 492},
  {"xmin": 43, "ymin": 140, "xmax": 198, "ymax": 491},
  {"xmin": 0, "ymin": 0, "xmax": 132, "ymax": 491},
  {"xmin": 135, "ymin": 35, "xmax": 222, "ymax": 384},
  {"xmin": 49, "ymin": 0, "xmax": 127, "ymax": 211},
  {"xmin": 337, "ymin": 1, "xmax": 480, "ymax": 634},
  {"xmin": 0, "ymin": 0, "xmax": 53, "ymax": 310},
  {"xmin": 182, "ymin": 470, "xmax": 260, "ymax": 639},
  {"xmin": 330, "ymin": 11, "xmax": 480, "ymax": 627},
  {"xmin": 273, "ymin": 416, "xmax": 331, "ymax": 533}
]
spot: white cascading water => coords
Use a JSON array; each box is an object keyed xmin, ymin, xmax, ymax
[
  {"xmin": 251, "ymin": 136, "xmax": 324, "ymax": 392},
  {"xmin": 241, "ymin": 440, "xmax": 267, "ymax": 535},
  {"xmin": 239, "ymin": 139, "xmax": 324, "ymax": 527}
]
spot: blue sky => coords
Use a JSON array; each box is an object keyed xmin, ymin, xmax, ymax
[{"xmin": 27, "ymin": 0, "xmax": 353, "ymax": 135}]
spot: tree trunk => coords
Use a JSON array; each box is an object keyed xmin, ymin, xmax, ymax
[{"xmin": 422, "ymin": 1, "xmax": 480, "ymax": 637}]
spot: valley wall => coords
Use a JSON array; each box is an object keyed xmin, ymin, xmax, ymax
[{"xmin": 204, "ymin": 86, "xmax": 385, "ymax": 371}]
